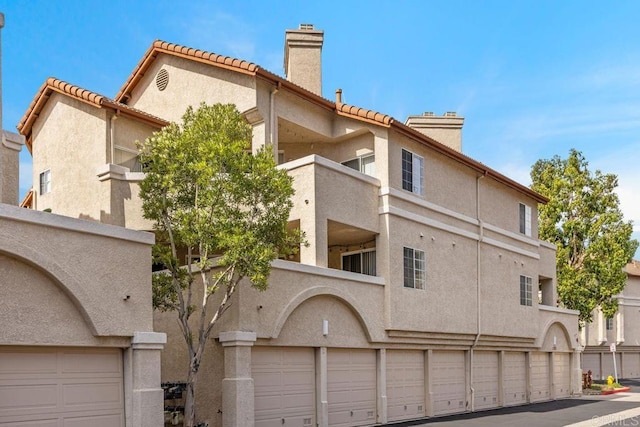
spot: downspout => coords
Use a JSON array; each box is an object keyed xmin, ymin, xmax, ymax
[
  {"xmin": 269, "ymin": 83, "xmax": 280, "ymax": 160},
  {"xmin": 109, "ymin": 113, "xmax": 119, "ymax": 164},
  {"xmin": 470, "ymin": 172, "xmax": 486, "ymax": 412}
]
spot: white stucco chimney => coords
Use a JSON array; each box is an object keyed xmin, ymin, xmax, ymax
[
  {"xmin": 405, "ymin": 112, "xmax": 464, "ymax": 152},
  {"xmin": 284, "ymin": 24, "xmax": 324, "ymax": 96}
]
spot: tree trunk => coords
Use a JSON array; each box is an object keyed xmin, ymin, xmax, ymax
[{"xmin": 183, "ymin": 357, "xmax": 200, "ymax": 427}]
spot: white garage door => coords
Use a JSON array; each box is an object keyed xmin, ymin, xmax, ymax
[
  {"xmin": 623, "ymin": 353, "xmax": 640, "ymax": 379},
  {"xmin": 553, "ymin": 353, "xmax": 571, "ymax": 398},
  {"xmin": 530, "ymin": 352, "xmax": 550, "ymax": 402},
  {"xmin": 472, "ymin": 351, "xmax": 498, "ymax": 411},
  {"xmin": 432, "ymin": 350, "xmax": 466, "ymax": 416},
  {"xmin": 503, "ymin": 352, "xmax": 527, "ymax": 406},
  {"xmin": 252, "ymin": 347, "xmax": 315, "ymax": 427},
  {"xmin": 386, "ymin": 350, "xmax": 425, "ymax": 422},
  {"xmin": 602, "ymin": 352, "xmax": 622, "ymax": 380},
  {"xmin": 327, "ymin": 349, "xmax": 376, "ymax": 427},
  {"xmin": 0, "ymin": 347, "xmax": 124, "ymax": 426},
  {"xmin": 582, "ymin": 353, "xmax": 601, "ymax": 380}
]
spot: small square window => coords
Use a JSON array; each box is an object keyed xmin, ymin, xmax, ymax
[{"xmin": 39, "ymin": 170, "xmax": 51, "ymax": 195}]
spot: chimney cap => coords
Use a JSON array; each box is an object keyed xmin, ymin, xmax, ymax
[
  {"xmin": 299, "ymin": 23, "xmax": 315, "ymax": 30},
  {"xmin": 335, "ymin": 88, "xmax": 342, "ymax": 104},
  {"xmin": 423, "ymin": 112, "xmax": 435, "ymax": 116}
]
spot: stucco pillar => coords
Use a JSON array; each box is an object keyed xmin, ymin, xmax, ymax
[
  {"xmin": 376, "ymin": 349, "xmax": 387, "ymax": 424},
  {"xmin": 1, "ymin": 131, "xmax": 24, "ymax": 205},
  {"xmin": 316, "ymin": 347, "xmax": 328, "ymax": 427},
  {"xmin": 129, "ymin": 331, "xmax": 167, "ymax": 427},
  {"xmin": 525, "ymin": 351, "xmax": 532, "ymax": 403},
  {"xmin": 549, "ymin": 352, "xmax": 556, "ymax": 400},
  {"xmin": 219, "ymin": 331, "xmax": 257, "ymax": 427},
  {"xmin": 616, "ymin": 309, "xmax": 624, "ymax": 344},
  {"xmin": 424, "ymin": 349, "xmax": 434, "ymax": 417},
  {"xmin": 572, "ymin": 349, "xmax": 582, "ymax": 395},
  {"xmin": 497, "ymin": 351, "xmax": 505, "ymax": 407},
  {"xmin": 299, "ymin": 209, "xmax": 327, "ymax": 268}
]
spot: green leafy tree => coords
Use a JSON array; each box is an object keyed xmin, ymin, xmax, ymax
[
  {"xmin": 531, "ymin": 149, "xmax": 638, "ymax": 323},
  {"xmin": 138, "ymin": 103, "xmax": 301, "ymax": 427}
]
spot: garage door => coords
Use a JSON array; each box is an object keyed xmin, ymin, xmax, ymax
[
  {"xmin": 623, "ymin": 353, "xmax": 640, "ymax": 379},
  {"xmin": 553, "ymin": 353, "xmax": 571, "ymax": 398},
  {"xmin": 602, "ymin": 352, "xmax": 622, "ymax": 380},
  {"xmin": 0, "ymin": 347, "xmax": 124, "ymax": 426},
  {"xmin": 530, "ymin": 352, "xmax": 550, "ymax": 402},
  {"xmin": 252, "ymin": 347, "xmax": 315, "ymax": 427},
  {"xmin": 387, "ymin": 350, "xmax": 425, "ymax": 422},
  {"xmin": 327, "ymin": 349, "xmax": 376, "ymax": 427},
  {"xmin": 432, "ymin": 350, "xmax": 466, "ymax": 416},
  {"xmin": 503, "ymin": 352, "xmax": 527, "ymax": 406},
  {"xmin": 582, "ymin": 353, "xmax": 601, "ymax": 380},
  {"xmin": 473, "ymin": 351, "xmax": 498, "ymax": 411}
]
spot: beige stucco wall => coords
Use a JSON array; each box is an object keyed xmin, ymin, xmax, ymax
[
  {"xmin": 31, "ymin": 93, "xmax": 107, "ymax": 219},
  {"xmin": 0, "ymin": 204, "xmax": 154, "ymax": 343},
  {"xmin": 126, "ymin": 53, "xmax": 257, "ymax": 123},
  {"xmin": 584, "ymin": 273, "xmax": 640, "ymax": 348},
  {"xmin": 0, "ymin": 131, "xmax": 22, "ymax": 205}
]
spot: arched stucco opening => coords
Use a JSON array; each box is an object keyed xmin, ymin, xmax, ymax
[
  {"xmin": 0, "ymin": 252, "xmax": 98, "ymax": 344},
  {"xmin": 0, "ymin": 239, "xmax": 103, "ymax": 336},
  {"xmin": 540, "ymin": 321, "xmax": 574, "ymax": 351},
  {"xmin": 271, "ymin": 286, "xmax": 373, "ymax": 346}
]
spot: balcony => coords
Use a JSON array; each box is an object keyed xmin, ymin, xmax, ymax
[{"xmin": 282, "ymin": 155, "xmax": 380, "ymax": 270}]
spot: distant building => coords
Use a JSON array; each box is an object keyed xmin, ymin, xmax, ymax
[{"xmin": 582, "ymin": 260, "xmax": 640, "ymax": 380}]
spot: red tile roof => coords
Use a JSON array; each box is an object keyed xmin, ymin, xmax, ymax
[
  {"xmin": 17, "ymin": 77, "xmax": 168, "ymax": 152},
  {"xmin": 20, "ymin": 40, "xmax": 547, "ymax": 204},
  {"xmin": 627, "ymin": 260, "xmax": 640, "ymax": 277}
]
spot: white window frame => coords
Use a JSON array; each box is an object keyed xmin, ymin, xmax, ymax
[
  {"xmin": 403, "ymin": 247, "xmax": 426, "ymax": 290},
  {"xmin": 341, "ymin": 248, "xmax": 376, "ymax": 276},
  {"xmin": 341, "ymin": 153, "xmax": 375, "ymax": 176},
  {"xmin": 402, "ymin": 149, "xmax": 424, "ymax": 195},
  {"xmin": 39, "ymin": 169, "xmax": 51, "ymax": 195},
  {"xmin": 519, "ymin": 203, "xmax": 532, "ymax": 236},
  {"xmin": 520, "ymin": 275, "xmax": 532, "ymax": 306},
  {"xmin": 606, "ymin": 317, "xmax": 614, "ymax": 331}
]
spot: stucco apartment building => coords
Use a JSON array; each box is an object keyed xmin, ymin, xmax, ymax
[
  {"xmin": 582, "ymin": 261, "xmax": 640, "ymax": 380},
  {"xmin": 17, "ymin": 24, "xmax": 581, "ymax": 426},
  {"xmin": 0, "ymin": 12, "xmax": 165, "ymax": 427}
]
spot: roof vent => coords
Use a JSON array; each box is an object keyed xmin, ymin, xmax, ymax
[
  {"xmin": 423, "ymin": 112, "xmax": 435, "ymax": 116},
  {"xmin": 156, "ymin": 68, "xmax": 169, "ymax": 91},
  {"xmin": 299, "ymin": 24, "xmax": 314, "ymax": 30}
]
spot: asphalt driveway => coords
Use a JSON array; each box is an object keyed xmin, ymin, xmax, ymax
[{"xmin": 388, "ymin": 381, "xmax": 640, "ymax": 427}]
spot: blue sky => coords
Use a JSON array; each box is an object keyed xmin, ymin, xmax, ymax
[{"xmin": 1, "ymin": 1, "xmax": 639, "ymax": 254}]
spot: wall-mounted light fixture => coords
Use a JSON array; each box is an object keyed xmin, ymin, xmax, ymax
[{"xmin": 322, "ymin": 319, "xmax": 329, "ymax": 336}]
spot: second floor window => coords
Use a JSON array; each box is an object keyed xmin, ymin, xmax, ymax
[
  {"xmin": 520, "ymin": 275, "xmax": 532, "ymax": 306},
  {"xmin": 342, "ymin": 154, "xmax": 375, "ymax": 176},
  {"xmin": 39, "ymin": 169, "xmax": 51, "ymax": 195},
  {"xmin": 341, "ymin": 249, "xmax": 376, "ymax": 276},
  {"xmin": 403, "ymin": 247, "xmax": 426, "ymax": 289},
  {"xmin": 606, "ymin": 317, "xmax": 614, "ymax": 330},
  {"xmin": 402, "ymin": 149, "xmax": 424, "ymax": 195},
  {"xmin": 519, "ymin": 203, "xmax": 532, "ymax": 236}
]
